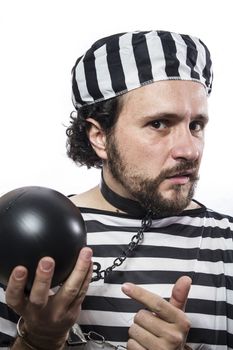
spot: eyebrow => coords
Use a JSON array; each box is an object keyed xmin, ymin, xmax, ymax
[
  {"xmin": 194, "ymin": 114, "xmax": 209, "ymax": 123},
  {"xmin": 144, "ymin": 112, "xmax": 209, "ymax": 123}
]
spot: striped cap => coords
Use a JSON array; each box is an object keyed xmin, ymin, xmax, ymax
[{"xmin": 72, "ymin": 30, "xmax": 213, "ymax": 109}]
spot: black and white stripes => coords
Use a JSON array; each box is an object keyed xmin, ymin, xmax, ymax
[
  {"xmin": 72, "ymin": 30, "xmax": 213, "ymax": 109},
  {"xmin": 0, "ymin": 206, "xmax": 232, "ymax": 349},
  {"xmin": 77, "ymin": 206, "xmax": 233, "ymax": 349}
]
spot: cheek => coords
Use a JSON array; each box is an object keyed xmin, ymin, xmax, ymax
[
  {"xmin": 114, "ymin": 127, "xmax": 167, "ymax": 165},
  {"xmin": 125, "ymin": 143, "xmax": 165, "ymax": 169},
  {"xmin": 115, "ymin": 130, "xmax": 140, "ymax": 156},
  {"xmin": 198, "ymin": 139, "xmax": 205, "ymax": 158}
]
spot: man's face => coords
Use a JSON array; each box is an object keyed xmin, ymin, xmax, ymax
[{"xmin": 105, "ymin": 80, "xmax": 209, "ymax": 216}]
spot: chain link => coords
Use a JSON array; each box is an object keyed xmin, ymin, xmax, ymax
[
  {"xmin": 91, "ymin": 212, "xmax": 152, "ymax": 282},
  {"xmin": 84, "ymin": 330, "xmax": 127, "ymax": 349}
]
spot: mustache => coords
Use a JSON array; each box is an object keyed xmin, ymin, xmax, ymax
[{"xmin": 159, "ymin": 160, "xmax": 199, "ymax": 181}]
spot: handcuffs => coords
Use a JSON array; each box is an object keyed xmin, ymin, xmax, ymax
[
  {"xmin": 17, "ymin": 316, "xmax": 192, "ymax": 349},
  {"xmin": 65, "ymin": 323, "xmax": 87, "ymax": 348},
  {"xmin": 17, "ymin": 317, "xmax": 86, "ymax": 349},
  {"xmin": 17, "ymin": 316, "xmax": 126, "ymax": 349}
]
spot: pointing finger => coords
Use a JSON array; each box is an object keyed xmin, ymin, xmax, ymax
[{"xmin": 122, "ymin": 283, "xmax": 185, "ymax": 323}]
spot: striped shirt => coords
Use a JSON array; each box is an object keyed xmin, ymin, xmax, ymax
[{"xmin": 0, "ymin": 202, "xmax": 233, "ymax": 349}]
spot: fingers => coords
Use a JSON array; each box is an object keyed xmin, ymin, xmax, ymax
[
  {"xmin": 133, "ymin": 309, "xmax": 169, "ymax": 337},
  {"xmin": 128, "ymin": 320, "xmax": 187, "ymax": 350},
  {"xmin": 6, "ymin": 247, "xmax": 92, "ymax": 319},
  {"xmin": 132, "ymin": 308, "xmax": 189, "ymax": 342},
  {"xmin": 70, "ymin": 262, "xmax": 93, "ymax": 310},
  {"xmin": 29, "ymin": 257, "xmax": 55, "ymax": 307},
  {"xmin": 122, "ymin": 280, "xmax": 192, "ymax": 349},
  {"xmin": 122, "ymin": 283, "xmax": 174, "ymax": 322},
  {"xmin": 128, "ymin": 322, "xmax": 161, "ymax": 349},
  {"xmin": 169, "ymin": 276, "xmax": 192, "ymax": 310},
  {"xmin": 5, "ymin": 266, "xmax": 28, "ymax": 312},
  {"xmin": 127, "ymin": 337, "xmax": 146, "ymax": 350},
  {"xmin": 55, "ymin": 247, "xmax": 93, "ymax": 308},
  {"xmin": 122, "ymin": 282, "xmax": 188, "ymax": 323},
  {"xmin": 6, "ymin": 257, "xmax": 55, "ymax": 314},
  {"xmin": 5, "ymin": 247, "xmax": 92, "ymax": 347}
]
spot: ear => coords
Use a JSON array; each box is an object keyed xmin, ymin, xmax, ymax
[{"xmin": 86, "ymin": 118, "xmax": 108, "ymax": 160}]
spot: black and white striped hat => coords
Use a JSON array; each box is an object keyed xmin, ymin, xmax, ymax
[{"xmin": 72, "ymin": 30, "xmax": 213, "ymax": 109}]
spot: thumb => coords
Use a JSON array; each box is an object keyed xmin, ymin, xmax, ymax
[{"xmin": 169, "ymin": 276, "xmax": 192, "ymax": 311}]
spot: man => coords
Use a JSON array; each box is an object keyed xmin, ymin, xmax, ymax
[{"xmin": 0, "ymin": 30, "xmax": 232, "ymax": 349}]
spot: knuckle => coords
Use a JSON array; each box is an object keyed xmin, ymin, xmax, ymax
[
  {"xmin": 153, "ymin": 298, "xmax": 163, "ymax": 313},
  {"xmin": 127, "ymin": 338, "xmax": 136, "ymax": 350},
  {"xmin": 182, "ymin": 317, "xmax": 191, "ymax": 332},
  {"xmin": 170, "ymin": 332, "xmax": 183, "ymax": 346},
  {"xmin": 29, "ymin": 295, "xmax": 46, "ymax": 308},
  {"xmin": 6, "ymin": 299, "xmax": 20, "ymax": 309},
  {"xmin": 78, "ymin": 286, "xmax": 88, "ymax": 299},
  {"xmin": 163, "ymin": 326, "xmax": 184, "ymax": 347},
  {"xmin": 6, "ymin": 291, "xmax": 23, "ymax": 310},
  {"xmin": 164, "ymin": 317, "xmax": 191, "ymax": 347},
  {"xmin": 128, "ymin": 323, "xmax": 138, "ymax": 338},
  {"xmin": 50, "ymin": 312, "xmax": 62, "ymax": 324},
  {"xmin": 134, "ymin": 308, "xmax": 145, "ymax": 322},
  {"xmin": 63, "ymin": 285, "xmax": 80, "ymax": 298}
]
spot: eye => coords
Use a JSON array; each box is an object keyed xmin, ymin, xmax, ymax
[
  {"xmin": 149, "ymin": 120, "xmax": 167, "ymax": 129},
  {"xmin": 189, "ymin": 120, "xmax": 205, "ymax": 132}
]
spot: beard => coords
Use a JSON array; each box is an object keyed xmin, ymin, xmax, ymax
[{"xmin": 105, "ymin": 134, "xmax": 199, "ymax": 218}]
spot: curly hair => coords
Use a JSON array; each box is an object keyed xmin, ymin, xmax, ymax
[{"xmin": 66, "ymin": 96, "xmax": 123, "ymax": 168}]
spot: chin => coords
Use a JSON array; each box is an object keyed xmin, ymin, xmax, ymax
[
  {"xmin": 155, "ymin": 187, "xmax": 194, "ymax": 212},
  {"xmin": 161, "ymin": 187, "xmax": 190, "ymax": 201}
]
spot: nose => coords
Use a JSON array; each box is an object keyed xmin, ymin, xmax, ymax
[{"xmin": 170, "ymin": 128, "xmax": 201, "ymax": 161}]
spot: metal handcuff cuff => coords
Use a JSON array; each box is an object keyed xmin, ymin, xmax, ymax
[
  {"xmin": 66, "ymin": 323, "xmax": 126, "ymax": 349},
  {"xmin": 17, "ymin": 316, "xmax": 126, "ymax": 349}
]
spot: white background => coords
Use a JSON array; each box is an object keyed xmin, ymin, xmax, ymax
[{"xmin": 0, "ymin": 0, "xmax": 232, "ymax": 215}]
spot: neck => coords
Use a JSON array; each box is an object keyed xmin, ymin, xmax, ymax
[
  {"xmin": 102, "ymin": 168, "xmax": 134, "ymax": 199},
  {"xmin": 100, "ymin": 171, "xmax": 148, "ymax": 217}
]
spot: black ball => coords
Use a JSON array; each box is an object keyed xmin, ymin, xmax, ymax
[{"xmin": 0, "ymin": 186, "xmax": 86, "ymax": 292}]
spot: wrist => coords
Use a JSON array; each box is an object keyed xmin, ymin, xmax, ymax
[{"xmin": 16, "ymin": 316, "xmax": 67, "ymax": 350}]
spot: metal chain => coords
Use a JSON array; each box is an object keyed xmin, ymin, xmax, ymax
[
  {"xmin": 70, "ymin": 213, "xmax": 153, "ymax": 348},
  {"xmin": 91, "ymin": 212, "xmax": 153, "ymax": 282},
  {"xmin": 84, "ymin": 330, "xmax": 127, "ymax": 349},
  {"xmin": 68, "ymin": 324, "xmax": 127, "ymax": 349}
]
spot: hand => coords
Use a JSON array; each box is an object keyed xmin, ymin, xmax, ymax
[
  {"xmin": 122, "ymin": 276, "xmax": 192, "ymax": 350},
  {"xmin": 5, "ymin": 247, "xmax": 93, "ymax": 349}
]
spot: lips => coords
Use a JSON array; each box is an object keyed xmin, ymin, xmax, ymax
[
  {"xmin": 167, "ymin": 169, "xmax": 196, "ymax": 178},
  {"xmin": 166, "ymin": 169, "xmax": 197, "ymax": 185}
]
